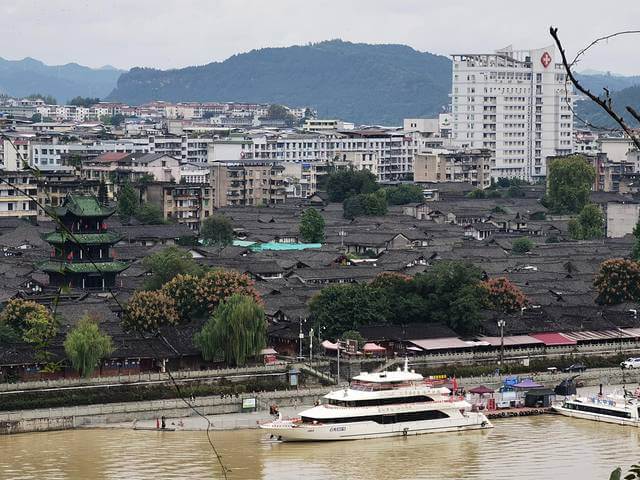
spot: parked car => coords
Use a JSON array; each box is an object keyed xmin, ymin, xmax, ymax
[
  {"xmin": 620, "ymin": 358, "xmax": 640, "ymax": 369},
  {"xmin": 563, "ymin": 363, "xmax": 587, "ymax": 373}
]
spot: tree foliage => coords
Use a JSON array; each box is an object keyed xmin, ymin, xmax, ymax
[
  {"xmin": 384, "ymin": 184, "xmax": 424, "ymax": 205},
  {"xmin": 201, "ymin": 214, "xmax": 234, "ymax": 246},
  {"xmin": 195, "ymin": 269, "xmax": 261, "ymax": 316},
  {"xmin": 568, "ymin": 203, "xmax": 604, "ymax": 240},
  {"xmin": 343, "ymin": 191, "xmax": 388, "ymax": 219},
  {"xmin": 117, "ymin": 182, "xmax": 139, "ymax": 220},
  {"xmin": 310, "ymin": 284, "xmax": 389, "ymax": 337},
  {"xmin": 194, "ymin": 294, "xmax": 266, "ymax": 367},
  {"xmin": 632, "ymin": 220, "xmax": 640, "ymax": 261},
  {"xmin": 142, "ymin": 246, "xmax": 202, "ymax": 290},
  {"xmin": 0, "ymin": 299, "xmax": 58, "ymax": 347},
  {"xmin": 122, "ymin": 290, "xmax": 179, "ymax": 332},
  {"xmin": 310, "ymin": 262, "xmax": 486, "ymax": 337},
  {"xmin": 26, "ymin": 93, "xmax": 57, "ymax": 105},
  {"xmin": 512, "ymin": 237, "xmax": 534, "ymax": 254},
  {"xmin": 341, "ymin": 329, "xmax": 365, "ymax": 346},
  {"xmin": 480, "ymin": 277, "xmax": 528, "ymax": 313},
  {"xmin": 135, "ymin": 203, "xmax": 165, "ymax": 225},
  {"xmin": 299, "ymin": 208, "xmax": 325, "ymax": 243},
  {"xmin": 64, "ymin": 316, "xmax": 114, "ymax": 377},
  {"xmin": 546, "ymin": 156, "xmax": 595, "ymax": 213},
  {"xmin": 594, "ymin": 259, "xmax": 640, "ymax": 305},
  {"xmin": 326, "ymin": 168, "xmax": 378, "ymax": 202},
  {"xmin": 69, "ymin": 96, "xmax": 101, "ymax": 107},
  {"xmin": 160, "ymin": 274, "xmax": 204, "ymax": 322}
]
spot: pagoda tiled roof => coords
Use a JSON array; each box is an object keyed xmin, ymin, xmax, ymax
[
  {"xmin": 53, "ymin": 195, "xmax": 116, "ymax": 218},
  {"xmin": 39, "ymin": 260, "xmax": 129, "ymax": 274},
  {"xmin": 42, "ymin": 231, "xmax": 122, "ymax": 245}
]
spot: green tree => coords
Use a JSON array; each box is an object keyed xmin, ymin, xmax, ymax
[
  {"xmin": 341, "ymin": 329, "xmax": 365, "ymax": 346},
  {"xmin": 30, "ymin": 113, "xmax": 42, "ymax": 123},
  {"xmin": 194, "ymin": 294, "xmax": 266, "ymax": 367},
  {"xmin": 413, "ymin": 261, "xmax": 484, "ymax": 335},
  {"xmin": 546, "ymin": 155, "xmax": 595, "ymax": 213},
  {"xmin": 512, "ymin": 237, "xmax": 534, "ymax": 254},
  {"xmin": 385, "ymin": 184, "xmax": 424, "ymax": 205},
  {"xmin": 299, "ymin": 208, "xmax": 325, "ymax": 243},
  {"xmin": 97, "ymin": 181, "xmax": 108, "ymax": 205},
  {"xmin": 568, "ymin": 203, "xmax": 604, "ymax": 240},
  {"xmin": 122, "ymin": 290, "xmax": 179, "ymax": 332},
  {"xmin": 135, "ymin": 203, "xmax": 165, "ymax": 224},
  {"xmin": 0, "ymin": 322, "xmax": 19, "ymax": 345},
  {"xmin": 26, "ymin": 93, "xmax": 57, "ymax": 105},
  {"xmin": 632, "ymin": 220, "xmax": 640, "ymax": 261},
  {"xmin": 69, "ymin": 96, "xmax": 101, "ymax": 107},
  {"xmin": 467, "ymin": 189, "xmax": 486, "ymax": 199},
  {"xmin": 142, "ymin": 246, "xmax": 202, "ymax": 290},
  {"xmin": 116, "ymin": 182, "xmax": 139, "ymax": 220},
  {"xmin": 326, "ymin": 169, "xmax": 379, "ymax": 202},
  {"xmin": 343, "ymin": 192, "xmax": 387, "ymax": 219},
  {"xmin": 594, "ymin": 258, "xmax": 640, "ymax": 305},
  {"xmin": 64, "ymin": 316, "xmax": 114, "ymax": 377},
  {"xmin": 201, "ymin": 214, "xmax": 234, "ymax": 246},
  {"xmin": 310, "ymin": 284, "xmax": 389, "ymax": 337}
]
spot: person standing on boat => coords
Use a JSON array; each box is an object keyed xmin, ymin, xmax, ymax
[{"xmin": 161, "ymin": 416, "xmax": 166, "ymax": 429}]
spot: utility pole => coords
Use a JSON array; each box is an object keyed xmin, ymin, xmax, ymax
[
  {"xmin": 337, "ymin": 340, "xmax": 341, "ymax": 383},
  {"xmin": 298, "ymin": 317, "xmax": 305, "ymax": 360},
  {"xmin": 309, "ymin": 327, "xmax": 314, "ymax": 362},
  {"xmin": 498, "ymin": 319, "xmax": 506, "ymax": 366}
]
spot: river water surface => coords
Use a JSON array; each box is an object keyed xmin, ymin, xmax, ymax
[{"xmin": 1, "ymin": 415, "xmax": 639, "ymax": 480}]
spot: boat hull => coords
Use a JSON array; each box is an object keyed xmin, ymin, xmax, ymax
[
  {"xmin": 261, "ymin": 413, "xmax": 492, "ymax": 441},
  {"xmin": 553, "ymin": 406, "xmax": 640, "ymax": 427}
]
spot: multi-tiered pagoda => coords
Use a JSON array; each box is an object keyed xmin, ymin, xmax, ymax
[{"xmin": 40, "ymin": 195, "xmax": 127, "ymax": 290}]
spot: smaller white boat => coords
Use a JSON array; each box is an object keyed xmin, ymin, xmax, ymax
[{"xmin": 553, "ymin": 389, "xmax": 640, "ymax": 427}]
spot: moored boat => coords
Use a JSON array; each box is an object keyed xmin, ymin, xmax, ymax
[
  {"xmin": 553, "ymin": 389, "xmax": 640, "ymax": 427},
  {"xmin": 261, "ymin": 360, "xmax": 492, "ymax": 441}
]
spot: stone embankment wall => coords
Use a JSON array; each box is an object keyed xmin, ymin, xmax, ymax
[{"xmin": 0, "ymin": 387, "xmax": 331, "ymax": 434}]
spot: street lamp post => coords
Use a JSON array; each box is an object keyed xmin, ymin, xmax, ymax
[
  {"xmin": 298, "ymin": 317, "xmax": 305, "ymax": 361},
  {"xmin": 309, "ymin": 327, "xmax": 314, "ymax": 362},
  {"xmin": 497, "ymin": 319, "xmax": 506, "ymax": 366}
]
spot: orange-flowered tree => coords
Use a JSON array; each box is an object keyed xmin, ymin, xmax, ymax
[
  {"xmin": 122, "ymin": 290, "xmax": 179, "ymax": 332},
  {"xmin": 160, "ymin": 273, "xmax": 204, "ymax": 322},
  {"xmin": 195, "ymin": 269, "xmax": 262, "ymax": 316},
  {"xmin": 594, "ymin": 258, "xmax": 640, "ymax": 305},
  {"xmin": 480, "ymin": 277, "xmax": 528, "ymax": 313}
]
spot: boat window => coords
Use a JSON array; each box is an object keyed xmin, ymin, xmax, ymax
[
  {"xmin": 565, "ymin": 402, "xmax": 631, "ymax": 419},
  {"xmin": 327, "ymin": 395, "xmax": 434, "ymax": 407},
  {"xmin": 300, "ymin": 410, "xmax": 449, "ymax": 424}
]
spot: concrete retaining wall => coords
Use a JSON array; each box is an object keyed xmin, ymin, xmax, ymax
[{"xmin": 0, "ymin": 387, "xmax": 331, "ymax": 434}]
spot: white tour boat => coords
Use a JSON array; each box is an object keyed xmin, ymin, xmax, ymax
[
  {"xmin": 553, "ymin": 390, "xmax": 640, "ymax": 427},
  {"xmin": 261, "ymin": 361, "xmax": 492, "ymax": 441}
]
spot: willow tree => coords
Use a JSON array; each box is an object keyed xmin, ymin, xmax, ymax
[
  {"xmin": 64, "ymin": 316, "xmax": 114, "ymax": 377},
  {"xmin": 194, "ymin": 294, "xmax": 266, "ymax": 367}
]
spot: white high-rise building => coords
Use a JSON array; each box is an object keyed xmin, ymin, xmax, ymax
[{"xmin": 451, "ymin": 45, "xmax": 574, "ymax": 181}]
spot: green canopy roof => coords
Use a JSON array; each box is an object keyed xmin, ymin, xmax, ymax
[
  {"xmin": 43, "ymin": 231, "xmax": 122, "ymax": 245},
  {"xmin": 53, "ymin": 195, "xmax": 116, "ymax": 218},
  {"xmin": 40, "ymin": 260, "xmax": 128, "ymax": 274}
]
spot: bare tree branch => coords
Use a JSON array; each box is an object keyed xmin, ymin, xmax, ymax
[{"xmin": 550, "ymin": 26, "xmax": 640, "ymax": 150}]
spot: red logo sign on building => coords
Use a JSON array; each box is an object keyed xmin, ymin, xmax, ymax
[{"xmin": 541, "ymin": 51, "xmax": 552, "ymax": 69}]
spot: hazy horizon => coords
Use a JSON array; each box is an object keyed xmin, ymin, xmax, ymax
[{"xmin": 2, "ymin": 0, "xmax": 639, "ymax": 75}]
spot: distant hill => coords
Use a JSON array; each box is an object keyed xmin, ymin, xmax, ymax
[
  {"xmin": 0, "ymin": 57, "xmax": 123, "ymax": 103},
  {"xmin": 575, "ymin": 72, "xmax": 640, "ymax": 96},
  {"xmin": 107, "ymin": 40, "xmax": 452, "ymax": 125},
  {"xmin": 575, "ymin": 84, "xmax": 640, "ymax": 129}
]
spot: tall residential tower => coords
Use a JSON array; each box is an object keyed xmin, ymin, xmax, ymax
[{"xmin": 451, "ymin": 45, "xmax": 573, "ymax": 181}]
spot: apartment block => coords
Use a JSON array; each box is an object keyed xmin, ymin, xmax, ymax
[
  {"xmin": 451, "ymin": 45, "xmax": 574, "ymax": 181},
  {"xmin": 414, "ymin": 149, "xmax": 493, "ymax": 188},
  {"xmin": 145, "ymin": 182, "xmax": 214, "ymax": 232},
  {"xmin": 210, "ymin": 160, "xmax": 285, "ymax": 207},
  {"xmin": 0, "ymin": 171, "xmax": 37, "ymax": 218}
]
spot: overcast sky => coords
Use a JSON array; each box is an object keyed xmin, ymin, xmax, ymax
[{"xmin": 3, "ymin": 0, "xmax": 639, "ymax": 74}]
